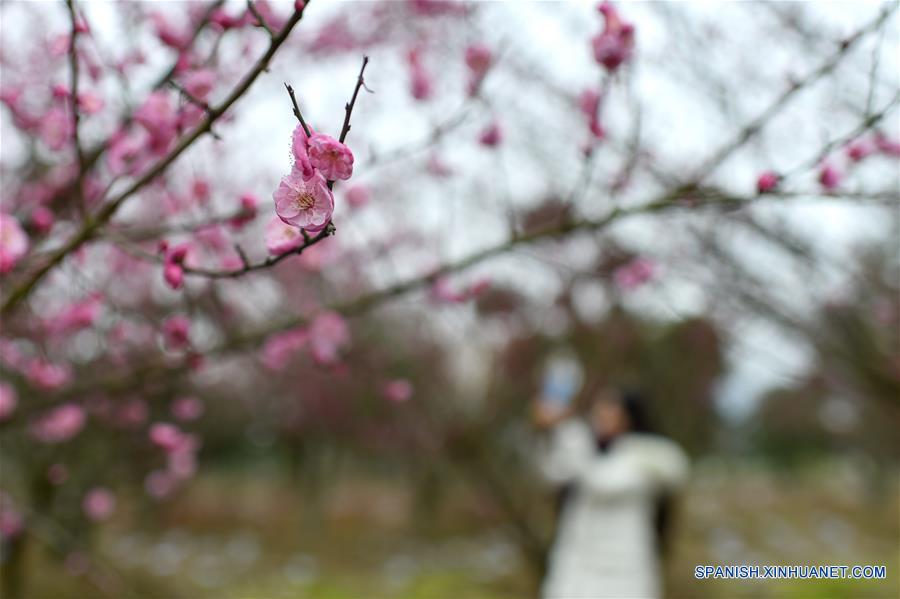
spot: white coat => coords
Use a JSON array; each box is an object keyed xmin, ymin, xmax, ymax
[{"xmin": 538, "ymin": 420, "xmax": 689, "ymax": 599}]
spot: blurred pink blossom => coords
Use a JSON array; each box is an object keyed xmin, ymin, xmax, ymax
[
  {"xmin": 82, "ymin": 487, "xmax": 116, "ymax": 521},
  {"xmin": 162, "ymin": 316, "xmax": 191, "ymax": 350},
  {"xmin": 230, "ymin": 193, "xmax": 259, "ymax": 229},
  {"xmin": 144, "ymin": 470, "xmax": 176, "ymax": 499},
  {"xmin": 345, "ymin": 184, "xmax": 370, "ymax": 209},
  {"xmin": 408, "ymin": 47, "xmax": 434, "ymax": 101},
  {"xmin": 26, "ymin": 360, "xmax": 72, "ymax": 390},
  {"xmin": 30, "ymin": 403, "xmax": 85, "ymax": 443},
  {"xmin": 30, "ymin": 205, "xmax": 55, "ymax": 234},
  {"xmin": 0, "ymin": 383, "xmax": 16, "ymax": 422},
  {"xmin": 261, "ymin": 328, "xmax": 308, "ymax": 370},
  {"xmin": 0, "ymin": 213, "xmax": 29, "ymax": 273},
  {"xmin": 134, "ymin": 91, "xmax": 178, "ymax": 153},
  {"xmin": 756, "ymin": 171, "xmax": 779, "ymax": 193},
  {"xmin": 171, "ymin": 397, "xmax": 204, "ymax": 422},
  {"xmin": 614, "ymin": 257, "xmax": 656, "ymax": 290},
  {"xmin": 265, "ymin": 215, "xmax": 304, "ymax": 255},
  {"xmin": 47, "ymin": 295, "xmax": 102, "ymax": 336},
  {"xmin": 818, "ymin": 163, "xmax": 841, "ymax": 190},
  {"xmin": 149, "ymin": 422, "xmax": 187, "ymax": 452},
  {"xmin": 479, "ymin": 122, "xmax": 502, "ymax": 147},
  {"xmin": 592, "ymin": 1, "xmax": 635, "ymax": 72},
  {"xmin": 309, "ymin": 311, "xmax": 350, "ymax": 364},
  {"xmin": 382, "ymin": 379, "xmax": 414, "ymax": 403}
]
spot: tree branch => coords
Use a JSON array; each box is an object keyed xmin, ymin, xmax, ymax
[{"xmin": 1, "ymin": 4, "xmax": 309, "ymax": 316}]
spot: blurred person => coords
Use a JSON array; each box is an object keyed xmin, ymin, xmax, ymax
[{"xmin": 533, "ymin": 385, "xmax": 689, "ymax": 599}]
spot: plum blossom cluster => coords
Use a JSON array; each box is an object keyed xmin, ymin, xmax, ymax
[
  {"xmin": 272, "ymin": 123, "xmax": 354, "ymax": 238},
  {"xmin": 592, "ymin": 2, "xmax": 635, "ymax": 72},
  {"xmin": 261, "ymin": 310, "xmax": 350, "ymax": 370}
]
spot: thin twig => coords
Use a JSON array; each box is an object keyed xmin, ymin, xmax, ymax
[
  {"xmin": 246, "ymin": 0, "xmax": 275, "ymax": 38},
  {"xmin": 694, "ymin": 2, "xmax": 897, "ymax": 181},
  {"xmin": 284, "ymin": 82, "xmax": 312, "ymax": 137},
  {"xmin": 65, "ymin": 0, "xmax": 88, "ymax": 219},
  {"xmin": 339, "ymin": 55, "xmax": 370, "ymax": 144}
]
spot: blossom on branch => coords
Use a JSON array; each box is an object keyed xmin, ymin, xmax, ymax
[
  {"xmin": 308, "ymin": 133, "xmax": 354, "ymax": 181},
  {"xmin": 273, "ymin": 170, "xmax": 334, "ymax": 232},
  {"xmin": 592, "ymin": 1, "xmax": 635, "ymax": 72}
]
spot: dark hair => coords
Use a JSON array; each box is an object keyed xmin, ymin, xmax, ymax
[{"xmin": 557, "ymin": 386, "xmax": 675, "ymax": 556}]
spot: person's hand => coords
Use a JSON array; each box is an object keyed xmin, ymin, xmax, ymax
[{"xmin": 531, "ymin": 400, "xmax": 572, "ymax": 430}]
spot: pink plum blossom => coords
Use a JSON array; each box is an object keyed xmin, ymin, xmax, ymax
[
  {"xmin": 162, "ymin": 316, "xmax": 191, "ymax": 350},
  {"xmin": 265, "ymin": 215, "xmax": 304, "ymax": 255},
  {"xmin": 756, "ymin": 171, "xmax": 779, "ymax": 193},
  {"xmin": 30, "ymin": 205, "xmax": 55, "ymax": 234},
  {"xmin": 292, "ymin": 124, "xmax": 315, "ymax": 180},
  {"xmin": 308, "ymin": 133, "xmax": 354, "ymax": 181},
  {"xmin": 345, "ymin": 184, "xmax": 370, "ymax": 209},
  {"xmin": 818, "ymin": 163, "xmax": 841, "ymax": 190},
  {"xmin": 579, "ymin": 89, "xmax": 604, "ymax": 139},
  {"xmin": 30, "ymin": 403, "xmax": 86, "ymax": 443},
  {"xmin": 614, "ymin": 257, "xmax": 656, "ymax": 290},
  {"xmin": 164, "ymin": 263, "xmax": 184, "ymax": 289},
  {"xmin": 39, "ymin": 108, "xmax": 73, "ymax": 150},
  {"xmin": 106, "ymin": 129, "xmax": 149, "ymax": 176},
  {"xmin": 430, "ymin": 277, "xmax": 490, "ymax": 303},
  {"xmin": 592, "ymin": 1, "xmax": 635, "ymax": 72},
  {"xmin": 875, "ymin": 134, "xmax": 900, "ymax": 157},
  {"xmin": 26, "ymin": 360, "xmax": 72, "ymax": 390},
  {"xmin": 162, "ymin": 242, "xmax": 191, "ymax": 289},
  {"xmin": 274, "ymin": 170, "xmax": 334, "ymax": 232},
  {"xmin": 149, "ymin": 422, "xmax": 187, "ymax": 452},
  {"xmin": 230, "ymin": 193, "xmax": 258, "ymax": 229},
  {"xmin": 479, "ymin": 122, "xmax": 502, "ymax": 147},
  {"xmin": 47, "ymin": 295, "xmax": 102, "ymax": 336},
  {"xmin": 308, "ymin": 311, "xmax": 349, "ymax": 364},
  {"xmin": 77, "ymin": 91, "xmax": 104, "ymax": 115},
  {"xmin": 465, "ymin": 45, "xmax": 492, "ymax": 72},
  {"xmin": 0, "ymin": 383, "xmax": 16, "ymax": 422},
  {"xmin": 82, "ymin": 487, "xmax": 116, "ymax": 521},
  {"xmin": 247, "ymin": 0, "xmax": 286, "ymax": 32},
  {"xmin": 261, "ymin": 328, "xmax": 308, "ymax": 370},
  {"xmin": 144, "ymin": 470, "xmax": 176, "ymax": 499},
  {"xmin": 134, "ymin": 91, "xmax": 178, "ymax": 153},
  {"xmin": 426, "ymin": 154, "xmax": 453, "ymax": 177},
  {"xmin": 407, "ymin": 47, "xmax": 433, "ymax": 101},
  {"xmin": 0, "ymin": 213, "xmax": 29, "ymax": 274},
  {"xmin": 171, "ymin": 397, "xmax": 204, "ymax": 422},
  {"xmin": 150, "ymin": 12, "xmax": 191, "ymax": 49},
  {"xmin": 382, "ymin": 379, "xmax": 413, "ymax": 403},
  {"xmin": 182, "ymin": 69, "xmax": 216, "ymax": 100},
  {"xmin": 116, "ymin": 399, "xmax": 148, "ymax": 428},
  {"xmin": 845, "ymin": 139, "xmax": 875, "ymax": 162}
]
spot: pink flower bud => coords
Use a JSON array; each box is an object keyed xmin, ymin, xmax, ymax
[
  {"xmin": 82, "ymin": 488, "xmax": 116, "ymax": 521},
  {"xmin": 756, "ymin": 171, "xmax": 779, "ymax": 193},
  {"xmin": 163, "ymin": 263, "xmax": 184, "ymax": 289},
  {"xmin": 479, "ymin": 122, "xmax": 502, "ymax": 147},
  {"xmin": 382, "ymin": 379, "xmax": 413, "ymax": 403},
  {"xmin": 818, "ymin": 164, "xmax": 841, "ymax": 190}
]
